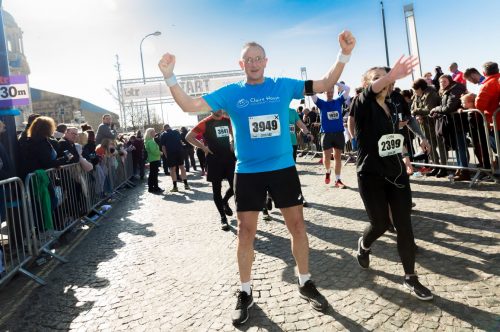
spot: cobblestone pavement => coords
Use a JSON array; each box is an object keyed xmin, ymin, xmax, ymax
[{"xmin": 0, "ymin": 159, "xmax": 499, "ymax": 331}]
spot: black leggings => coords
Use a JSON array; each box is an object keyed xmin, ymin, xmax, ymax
[
  {"xmin": 196, "ymin": 148, "xmax": 206, "ymax": 172},
  {"xmin": 148, "ymin": 160, "xmax": 160, "ymax": 189},
  {"xmin": 212, "ymin": 179, "xmax": 234, "ymax": 218},
  {"xmin": 358, "ymin": 173, "xmax": 415, "ymax": 274}
]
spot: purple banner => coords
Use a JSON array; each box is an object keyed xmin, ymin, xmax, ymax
[
  {"xmin": 0, "ymin": 98, "xmax": 30, "ymax": 108},
  {"xmin": 0, "ymin": 75, "xmax": 27, "ymax": 85}
]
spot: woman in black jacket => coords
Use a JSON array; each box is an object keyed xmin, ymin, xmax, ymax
[
  {"xmin": 20, "ymin": 116, "xmax": 68, "ymax": 180},
  {"xmin": 351, "ymin": 57, "xmax": 433, "ymax": 301},
  {"xmin": 430, "ymin": 75, "xmax": 468, "ymax": 179}
]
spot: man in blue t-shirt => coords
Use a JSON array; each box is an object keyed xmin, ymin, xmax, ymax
[
  {"xmin": 312, "ymin": 82, "xmax": 350, "ymax": 188},
  {"xmin": 158, "ymin": 31, "xmax": 356, "ymax": 326}
]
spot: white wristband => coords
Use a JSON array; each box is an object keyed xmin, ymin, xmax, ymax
[
  {"xmin": 337, "ymin": 52, "xmax": 351, "ymax": 64},
  {"xmin": 164, "ymin": 74, "xmax": 178, "ymax": 87}
]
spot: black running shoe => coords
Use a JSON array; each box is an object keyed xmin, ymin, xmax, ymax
[
  {"xmin": 403, "ymin": 275, "xmax": 433, "ymax": 301},
  {"xmin": 298, "ymin": 280, "xmax": 328, "ymax": 311},
  {"xmin": 302, "ymin": 200, "xmax": 309, "ymax": 208},
  {"xmin": 221, "ymin": 218, "xmax": 230, "ymax": 231},
  {"xmin": 266, "ymin": 196, "xmax": 273, "ymax": 211},
  {"xmin": 231, "ymin": 290, "xmax": 254, "ymax": 326},
  {"xmin": 223, "ymin": 202, "xmax": 233, "ymax": 217},
  {"xmin": 357, "ymin": 237, "xmax": 370, "ymax": 269}
]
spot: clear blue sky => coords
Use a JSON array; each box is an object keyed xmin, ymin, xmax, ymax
[{"xmin": 5, "ymin": 0, "xmax": 500, "ymax": 126}]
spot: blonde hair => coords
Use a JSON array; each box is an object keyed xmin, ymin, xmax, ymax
[
  {"xmin": 76, "ymin": 131, "xmax": 88, "ymax": 145},
  {"xmin": 145, "ymin": 128, "xmax": 156, "ymax": 140}
]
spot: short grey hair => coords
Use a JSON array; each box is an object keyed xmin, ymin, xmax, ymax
[{"xmin": 241, "ymin": 42, "xmax": 266, "ymax": 58}]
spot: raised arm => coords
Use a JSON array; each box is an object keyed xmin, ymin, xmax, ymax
[
  {"xmin": 158, "ymin": 53, "xmax": 212, "ymax": 113},
  {"xmin": 310, "ymin": 31, "xmax": 356, "ymax": 94},
  {"xmin": 371, "ymin": 55, "xmax": 420, "ymax": 94}
]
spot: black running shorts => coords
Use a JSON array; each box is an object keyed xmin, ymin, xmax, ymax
[
  {"xmin": 234, "ymin": 166, "xmax": 303, "ymax": 212},
  {"xmin": 165, "ymin": 150, "xmax": 184, "ymax": 167},
  {"xmin": 206, "ymin": 155, "xmax": 235, "ymax": 183},
  {"xmin": 321, "ymin": 132, "xmax": 345, "ymax": 151}
]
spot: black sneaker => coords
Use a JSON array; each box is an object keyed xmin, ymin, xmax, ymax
[
  {"xmin": 303, "ymin": 200, "xmax": 309, "ymax": 208},
  {"xmin": 357, "ymin": 237, "xmax": 370, "ymax": 269},
  {"xmin": 403, "ymin": 275, "xmax": 433, "ymax": 301},
  {"xmin": 298, "ymin": 280, "xmax": 328, "ymax": 311},
  {"xmin": 221, "ymin": 218, "xmax": 230, "ymax": 231},
  {"xmin": 232, "ymin": 290, "xmax": 254, "ymax": 326},
  {"xmin": 266, "ymin": 196, "xmax": 273, "ymax": 211},
  {"xmin": 223, "ymin": 202, "xmax": 233, "ymax": 217}
]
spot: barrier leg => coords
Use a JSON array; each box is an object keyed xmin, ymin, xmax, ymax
[
  {"xmin": 42, "ymin": 247, "xmax": 68, "ymax": 264},
  {"xmin": 18, "ymin": 268, "xmax": 46, "ymax": 286}
]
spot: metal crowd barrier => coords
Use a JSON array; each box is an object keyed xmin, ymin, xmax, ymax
[
  {"xmin": 0, "ymin": 177, "xmax": 45, "ymax": 287},
  {"xmin": 492, "ymin": 108, "xmax": 500, "ymax": 170},
  {"xmin": 408, "ymin": 109, "xmax": 499, "ymax": 186}
]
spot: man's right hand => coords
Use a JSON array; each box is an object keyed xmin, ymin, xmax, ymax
[
  {"xmin": 158, "ymin": 53, "xmax": 176, "ymax": 78},
  {"xmin": 203, "ymin": 146, "xmax": 213, "ymax": 156}
]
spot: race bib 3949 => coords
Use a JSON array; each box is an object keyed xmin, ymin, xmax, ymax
[{"xmin": 249, "ymin": 114, "xmax": 280, "ymax": 139}]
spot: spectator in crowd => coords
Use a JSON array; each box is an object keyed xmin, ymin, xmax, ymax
[
  {"xmin": 297, "ymin": 105, "xmax": 304, "ymax": 121},
  {"xmin": 430, "ymin": 74, "xmax": 468, "ymax": 179},
  {"xmin": 156, "ymin": 126, "xmax": 169, "ymax": 175},
  {"xmin": 432, "ymin": 66, "xmax": 444, "ymax": 91},
  {"xmin": 127, "ymin": 135, "xmax": 145, "ymax": 180},
  {"xmin": 180, "ymin": 126, "xmax": 196, "ymax": 172},
  {"xmin": 95, "ymin": 114, "xmax": 117, "ymax": 145},
  {"xmin": 401, "ymin": 89, "xmax": 413, "ymax": 106},
  {"xmin": 161, "ymin": 124, "xmax": 190, "ymax": 192},
  {"xmin": 18, "ymin": 113, "xmax": 41, "ymax": 143},
  {"xmin": 20, "ymin": 116, "xmax": 68, "ymax": 179},
  {"xmin": 0, "ymin": 121, "xmax": 14, "ymax": 180},
  {"xmin": 81, "ymin": 123, "xmax": 92, "ymax": 132},
  {"xmin": 475, "ymin": 61, "xmax": 500, "ymax": 155},
  {"xmin": 411, "ymin": 78, "xmax": 443, "ymax": 174},
  {"xmin": 449, "ymin": 62, "xmax": 467, "ymax": 87},
  {"xmin": 82, "ymin": 130, "xmax": 96, "ymax": 161},
  {"xmin": 144, "ymin": 128, "xmax": 163, "ymax": 193},
  {"xmin": 464, "ymin": 68, "xmax": 485, "ymax": 86},
  {"xmin": 53, "ymin": 124, "xmax": 67, "ymax": 141},
  {"xmin": 57, "ymin": 127, "xmax": 80, "ymax": 164},
  {"xmin": 423, "ymin": 72, "xmax": 434, "ymax": 87},
  {"xmin": 461, "ymin": 93, "xmax": 491, "ymax": 170}
]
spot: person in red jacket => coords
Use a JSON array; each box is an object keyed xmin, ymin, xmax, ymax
[
  {"xmin": 449, "ymin": 62, "xmax": 467, "ymax": 87},
  {"xmin": 475, "ymin": 61, "xmax": 500, "ymax": 154}
]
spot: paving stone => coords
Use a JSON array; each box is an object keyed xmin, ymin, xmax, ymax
[{"xmin": 0, "ymin": 161, "xmax": 498, "ymax": 331}]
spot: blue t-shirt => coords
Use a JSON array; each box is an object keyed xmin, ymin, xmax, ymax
[
  {"xmin": 203, "ymin": 77, "xmax": 304, "ymax": 173},
  {"xmin": 315, "ymin": 95, "xmax": 345, "ymax": 133}
]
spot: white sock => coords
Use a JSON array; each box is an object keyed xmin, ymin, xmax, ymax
[
  {"xmin": 336, "ymin": 175, "xmax": 341, "ymax": 181},
  {"xmin": 326, "ymin": 169, "xmax": 331, "ymax": 174},
  {"xmin": 240, "ymin": 281, "xmax": 252, "ymax": 295},
  {"xmin": 298, "ymin": 273, "xmax": 311, "ymax": 286}
]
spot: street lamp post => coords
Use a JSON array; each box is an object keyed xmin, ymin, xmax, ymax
[{"xmin": 140, "ymin": 31, "xmax": 161, "ymax": 126}]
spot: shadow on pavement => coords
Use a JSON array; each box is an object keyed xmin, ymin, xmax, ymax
[{"xmin": 0, "ymin": 186, "xmax": 155, "ymax": 331}]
